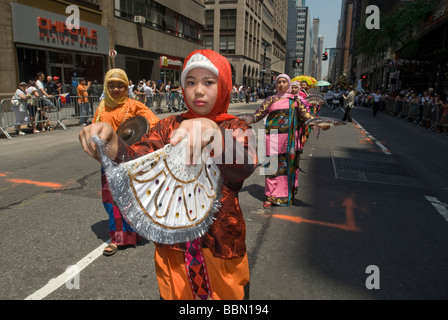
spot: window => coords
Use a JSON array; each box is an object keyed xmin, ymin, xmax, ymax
[
  {"xmin": 220, "ymin": 36, "xmax": 235, "ymax": 54},
  {"xmin": 205, "ymin": 10, "xmax": 214, "ymax": 29},
  {"xmin": 204, "ymin": 36, "xmax": 214, "ymax": 50},
  {"xmin": 220, "ymin": 9, "xmax": 236, "ymax": 30},
  {"xmin": 114, "ymin": 0, "xmax": 203, "ymax": 44}
]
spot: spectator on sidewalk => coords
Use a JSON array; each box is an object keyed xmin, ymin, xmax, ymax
[
  {"xmin": 77, "ymin": 79, "xmax": 92, "ymax": 126},
  {"xmin": 11, "ymin": 82, "xmax": 29, "ymax": 136},
  {"xmin": 26, "ymin": 81, "xmax": 41, "ymax": 134},
  {"xmin": 436, "ymin": 93, "xmax": 448, "ymax": 134},
  {"xmin": 144, "ymin": 80, "xmax": 153, "ymax": 109},
  {"xmin": 165, "ymin": 81, "xmax": 172, "ymax": 112},
  {"xmin": 154, "ymin": 80, "xmax": 164, "ymax": 112},
  {"xmin": 35, "ymin": 72, "xmax": 55, "ymax": 132},
  {"xmin": 128, "ymin": 80, "xmax": 135, "ymax": 98},
  {"xmin": 169, "ymin": 81, "xmax": 180, "ymax": 112}
]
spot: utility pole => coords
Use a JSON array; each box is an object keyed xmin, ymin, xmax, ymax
[{"xmin": 261, "ymin": 41, "xmax": 271, "ymax": 89}]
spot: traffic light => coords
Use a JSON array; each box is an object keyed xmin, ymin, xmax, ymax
[
  {"xmin": 296, "ymin": 59, "xmax": 301, "ymax": 68},
  {"xmin": 322, "ymin": 52, "xmax": 328, "ymax": 61}
]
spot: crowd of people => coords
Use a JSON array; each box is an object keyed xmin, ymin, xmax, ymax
[
  {"xmin": 125, "ymin": 79, "xmax": 187, "ymax": 114},
  {"xmin": 323, "ymin": 86, "xmax": 448, "ymax": 133},
  {"xmin": 11, "ymin": 73, "xmax": 62, "ymax": 135}
]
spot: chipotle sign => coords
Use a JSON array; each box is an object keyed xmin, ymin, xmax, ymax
[
  {"xmin": 11, "ymin": 3, "xmax": 109, "ymax": 55},
  {"xmin": 38, "ymin": 17, "xmax": 98, "ymax": 49}
]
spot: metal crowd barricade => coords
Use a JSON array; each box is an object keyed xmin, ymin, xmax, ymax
[
  {"xmin": 230, "ymin": 92, "xmax": 244, "ymax": 103},
  {"xmin": 57, "ymin": 95, "xmax": 101, "ymax": 129},
  {"xmin": 0, "ymin": 96, "xmax": 58, "ymax": 140},
  {"xmin": 169, "ymin": 92, "xmax": 186, "ymax": 111},
  {"xmin": 148, "ymin": 92, "xmax": 186, "ymax": 114},
  {"xmin": 152, "ymin": 92, "xmax": 165, "ymax": 113},
  {"xmin": 381, "ymin": 98, "xmax": 446, "ymax": 135},
  {"xmin": 0, "ymin": 95, "xmax": 100, "ymax": 140}
]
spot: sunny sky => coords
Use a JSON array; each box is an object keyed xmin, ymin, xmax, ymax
[{"xmin": 305, "ymin": 0, "xmax": 343, "ymax": 79}]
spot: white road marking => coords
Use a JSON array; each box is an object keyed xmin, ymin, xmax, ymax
[
  {"xmin": 425, "ymin": 196, "xmax": 448, "ymax": 223},
  {"xmin": 25, "ymin": 240, "xmax": 110, "ymax": 300},
  {"xmin": 352, "ymin": 118, "xmax": 392, "ymax": 155}
]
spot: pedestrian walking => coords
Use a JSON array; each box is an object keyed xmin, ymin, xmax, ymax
[
  {"xmin": 79, "ymin": 50, "xmax": 256, "ymax": 300},
  {"xmin": 372, "ymin": 90, "xmax": 382, "ymax": 117},
  {"xmin": 240, "ymin": 74, "xmax": 315, "ymax": 208},
  {"xmin": 91, "ymin": 68, "xmax": 160, "ymax": 256},
  {"xmin": 332, "ymin": 89, "xmax": 341, "ymax": 112},
  {"xmin": 342, "ymin": 86, "xmax": 355, "ymax": 122}
]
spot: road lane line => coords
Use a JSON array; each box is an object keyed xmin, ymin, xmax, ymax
[
  {"xmin": 425, "ymin": 196, "xmax": 448, "ymax": 223},
  {"xmin": 352, "ymin": 118, "xmax": 392, "ymax": 155},
  {"xmin": 25, "ymin": 240, "xmax": 110, "ymax": 300}
]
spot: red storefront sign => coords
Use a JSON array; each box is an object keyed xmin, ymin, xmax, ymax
[
  {"xmin": 160, "ymin": 55, "xmax": 183, "ymax": 70},
  {"xmin": 38, "ymin": 16, "xmax": 98, "ymax": 47}
]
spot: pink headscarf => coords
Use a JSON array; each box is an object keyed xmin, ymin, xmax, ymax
[
  {"xmin": 275, "ymin": 74, "xmax": 293, "ymax": 98},
  {"xmin": 290, "ymin": 81, "xmax": 310, "ymax": 108}
]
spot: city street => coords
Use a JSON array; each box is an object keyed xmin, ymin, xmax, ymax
[{"xmin": 1, "ymin": 102, "xmax": 448, "ymax": 303}]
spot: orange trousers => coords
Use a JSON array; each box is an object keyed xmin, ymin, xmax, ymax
[{"xmin": 155, "ymin": 246, "xmax": 250, "ymax": 300}]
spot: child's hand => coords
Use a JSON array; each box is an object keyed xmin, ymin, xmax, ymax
[
  {"xmin": 170, "ymin": 118, "xmax": 223, "ymax": 166},
  {"xmin": 79, "ymin": 122, "xmax": 118, "ymax": 162}
]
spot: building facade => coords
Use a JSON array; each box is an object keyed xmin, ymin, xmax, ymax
[
  {"xmin": 204, "ymin": 0, "xmax": 288, "ymax": 88},
  {"xmin": 110, "ymin": 0, "xmax": 205, "ymax": 85},
  {"xmin": 286, "ymin": 0, "xmax": 312, "ymax": 78},
  {"xmin": 334, "ymin": 0, "xmax": 447, "ymax": 93},
  {"xmin": 2, "ymin": 0, "xmax": 205, "ymax": 96}
]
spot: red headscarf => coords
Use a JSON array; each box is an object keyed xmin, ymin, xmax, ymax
[{"xmin": 181, "ymin": 49, "xmax": 237, "ymax": 124}]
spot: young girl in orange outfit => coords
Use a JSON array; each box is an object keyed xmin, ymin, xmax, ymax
[{"xmin": 80, "ymin": 50, "xmax": 257, "ymax": 300}]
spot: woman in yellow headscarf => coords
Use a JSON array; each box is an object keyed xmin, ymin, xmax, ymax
[{"xmin": 92, "ymin": 68, "xmax": 160, "ymax": 256}]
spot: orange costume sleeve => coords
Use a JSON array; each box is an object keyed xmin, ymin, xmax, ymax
[{"xmin": 93, "ymin": 98, "xmax": 159, "ymax": 131}]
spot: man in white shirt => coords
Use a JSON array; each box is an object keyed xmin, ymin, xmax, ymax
[
  {"xmin": 342, "ymin": 86, "xmax": 356, "ymax": 122},
  {"xmin": 35, "ymin": 72, "xmax": 55, "ymax": 111},
  {"xmin": 165, "ymin": 81, "xmax": 171, "ymax": 111},
  {"xmin": 144, "ymin": 81, "xmax": 153, "ymax": 108},
  {"xmin": 372, "ymin": 90, "xmax": 382, "ymax": 116}
]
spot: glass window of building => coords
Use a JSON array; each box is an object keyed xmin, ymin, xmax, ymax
[
  {"xmin": 220, "ymin": 9, "xmax": 236, "ymax": 30},
  {"xmin": 220, "ymin": 36, "xmax": 235, "ymax": 54}
]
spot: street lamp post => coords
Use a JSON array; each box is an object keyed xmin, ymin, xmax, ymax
[{"xmin": 261, "ymin": 41, "xmax": 271, "ymax": 89}]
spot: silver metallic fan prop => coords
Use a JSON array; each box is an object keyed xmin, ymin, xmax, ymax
[
  {"xmin": 92, "ymin": 135, "xmax": 222, "ymax": 244},
  {"xmin": 305, "ymin": 117, "xmax": 347, "ymax": 127}
]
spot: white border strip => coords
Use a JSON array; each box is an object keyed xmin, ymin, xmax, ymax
[
  {"xmin": 25, "ymin": 241, "xmax": 110, "ymax": 300},
  {"xmin": 425, "ymin": 196, "xmax": 448, "ymax": 223},
  {"xmin": 352, "ymin": 118, "xmax": 392, "ymax": 155}
]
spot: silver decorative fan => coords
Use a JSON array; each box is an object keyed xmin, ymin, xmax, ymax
[{"xmin": 92, "ymin": 135, "xmax": 222, "ymax": 244}]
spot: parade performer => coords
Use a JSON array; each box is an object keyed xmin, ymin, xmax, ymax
[
  {"xmin": 92, "ymin": 68, "xmax": 160, "ymax": 256},
  {"xmin": 290, "ymin": 81, "xmax": 312, "ymax": 164},
  {"xmin": 80, "ymin": 50, "xmax": 257, "ymax": 300},
  {"xmin": 240, "ymin": 74, "xmax": 314, "ymax": 208}
]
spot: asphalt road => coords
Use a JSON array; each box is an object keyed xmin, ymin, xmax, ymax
[{"xmin": 1, "ymin": 101, "xmax": 448, "ymax": 304}]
